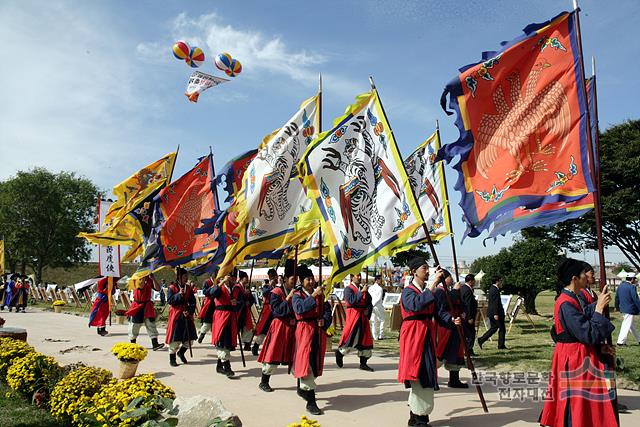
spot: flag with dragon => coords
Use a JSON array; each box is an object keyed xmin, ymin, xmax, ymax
[
  {"xmin": 439, "ymin": 11, "xmax": 595, "ymax": 239},
  {"xmin": 79, "ymin": 152, "xmax": 177, "ymax": 260},
  {"xmin": 142, "ymin": 154, "xmax": 220, "ymax": 270},
  {"xmin": 402, "ymin": 131, "xmax": 451, "ymax": 247},
  {"xmin": 298, "ymin": 90, "xmax": 423, "ymax": 283},
  {"xmin": 216, "ymin": 95, "xmax": 320, "ymax": 278}
]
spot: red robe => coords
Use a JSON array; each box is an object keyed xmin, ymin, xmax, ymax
[
  {"xmin": 210, "ymin": 283, "xmax": 241, "ymax": 349},
  {"xmin": 397, "ymin": 284, "xmax": 438, "ymax": 386},
  {"xmin": 164, "ymin": 283, "xmax": 197, "ymax": 344},
  {"xmin": 539, "ymin": 291, "xmax": 618, "ymax": 427},
  {"xmin": 258, "ymin": 286, "xmax": 295, "ymax": 365},
  {"xmin": 124, "ymin": 277, "xmax": 156, "ymax": 320},
  {"xmin": 254, "ymin": 284, "xmax": 274, "ymax": 336},
  {"xmin": 434, "ymin": 285, "xmax": 465, "ymax": 364},
  {"xmin": 236, "ymin": 284, "xmax": 255, "ymax": 332},
  {"xmin": 198, "ymin": 278, "xmax": 216, "ymax": 323},
  {"xmin": 89, "ymin": 278, "xmax": 112, "ymax": 327},
  {"xmin": 338, "ymin": 283, "xmax": 374, "ymax": 349},
  {"xmin": 580, "ymin": 288, "xmax": 596, "ymax": 305},
  {"xmin": 292, "ymin": 289, "xmax": 331, "ymax": 379}
]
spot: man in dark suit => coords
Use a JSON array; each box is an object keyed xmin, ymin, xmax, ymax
[
  {"xmin": 460, "ymin": 274, "xmax": 478, "ymax": 355},
  {"xmin": 478, "ymin": 276, "xmax": 507, "ymax": 350}
]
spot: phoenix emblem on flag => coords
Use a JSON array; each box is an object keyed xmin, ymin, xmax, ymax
[{"xmin": 476, "ymin": 61, "xmax": 571, "ymax": 184}]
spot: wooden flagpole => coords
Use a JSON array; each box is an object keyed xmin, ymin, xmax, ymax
[
  {"xmin": 435, "ymin": 120, "xmax": 461, "ymax": 282},
  {"xmin": 318, "ymin": 73, "xmax": 324, "ymax": 288},
  {"xmin": 574, "ymin": 3, "xmax": 619, "ymax": 422}
]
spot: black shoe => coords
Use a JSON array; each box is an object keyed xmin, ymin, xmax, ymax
[
  {"xmin": 177, "ymin": 346, "xmax": 188, "ymax": 364},
  {"xmin": 98, "ymin": 327, "xmax": 108, "ymax": 336},
  {"xmin": 169, "ymin": 354, "xmax": 178, "ymax": 367},
  {"xmin": 197, "ymin": 333, "xmax": 205, "ymax": 344},
  {"xmin": 408, "ymin": 411, "xmax": 417, "ymax": 426},
  {"xmin": 447, "ymin": 370, "xmax": 469, "ymax": 388},
  {"xmin": 223, "ymin": 360, "xmax": 235, "ymax": 378},
  {"xmin": 414, "ymin": 414, "xmax": 431, "ymax": 427},
  {"xmin": 243, "ymin": 342, "xmax": 251, "ymax": 352},
  {"xmin": 335, "ymin": 349, "xmax": 344, "ymax": 368},
  {"xmin": 151, "ymin": 338, "xmax": 165, "ymax": 351},
  {"xmin": 477, "ymin": 339, "xmax": 484, "ymax": 350},
  {"xmin": 130, "ymin": 339, "xmax": 136, "ymax": 343},
  {"xmin": 359, "ymin": 356, "xmax": 374, "ymax": 372},
  {"xmin": 498, "ymin": 346, "xmax": 508, "ymax": 350},
  {"xmin": 297, "ymin": 386, "xmax": 306, "ymax": 399},
  {"xmin": 216, "ymin": 359, "xmax": 224, "ymax": 374},
  {"xmin": 258, "ymin": 373, "xmax": 273, "ymax": 392},
  {"xmin": 305, "ymin": 390, "xmax": 322, "ymax": 415},
  {"xmin": 468, "ymin": 348, "xmax": 477, "ymax": 357},
  {"xmin": 252, "ymin": 343, "xmax": 259, "ymax": 356}
]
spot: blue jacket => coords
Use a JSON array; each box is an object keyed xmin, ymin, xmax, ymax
[{"xmin": 615, "ymin": 281, "xmax": 640, "ymax": 315}]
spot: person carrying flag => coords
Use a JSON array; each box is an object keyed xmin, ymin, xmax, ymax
[
  {"xmin": 251, "ymin": 268, "xmax": 277, "ymax": 355},
  {"xmin": 335, "ymin": 272, "xmax": 375, "ymax": 372},
  {"xmin": 125, "ymin": 273, "xmax": 164, "ymax": 351},
  {"xmin": 165, "ymin": 268, "xmax": 197, "ymax": 367},
  {"xmin": 89, "ymin": 276, "xmax": 116, "ymax": 336},
  {"xmin": 197, "ymin": 274, "xmax": 217, "ymax": 343},
  {"xmin": 208, "ymin": 269, "xmax": 242, "ymax": 378}
]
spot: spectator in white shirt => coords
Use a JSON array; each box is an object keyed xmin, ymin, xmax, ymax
[{"xmin": 369, "ymin": 275, "xmax": 386, "ymax": 340}]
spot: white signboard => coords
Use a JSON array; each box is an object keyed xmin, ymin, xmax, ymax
[{"xmin": 98, "ymin": 200, "xmax": 121, "ymax": 277}]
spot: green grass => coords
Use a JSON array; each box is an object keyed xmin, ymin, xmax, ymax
[{"xmin": 0, "ymin": 383, "xmax": 64, "ymax": 427}]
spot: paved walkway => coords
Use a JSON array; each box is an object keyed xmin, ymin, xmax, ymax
[{"xmin": 2, "ymin": 309, "xmax": 638, "ymax": 427}]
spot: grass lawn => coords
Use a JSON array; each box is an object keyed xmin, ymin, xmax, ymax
[{"xmin": 0, "ymin": 383, "xmax": 64, "ymax": 427}]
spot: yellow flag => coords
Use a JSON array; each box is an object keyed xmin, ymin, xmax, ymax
[
  {"xmin": 79, "ymin": 152, "xmax": 177, "ymax": 247},
  {"xmin": 0, "ymin": 240, "xmax": 4, "ymax": 276}
]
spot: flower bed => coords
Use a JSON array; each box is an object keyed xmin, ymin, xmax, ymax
[
  {"xmin": 0, "ymin": 337, "xmax": 34, "ymax": 380},
  {"xmin": 6, "ymin": 351, "xmax": 61, "ymax": 397}
]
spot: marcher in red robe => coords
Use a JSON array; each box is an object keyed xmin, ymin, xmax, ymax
[
  {"xmin": 398, "ymin": 258, "xmax": 461, "ymax": 427},
  {"xmin": 197, "ymin": 275, "xmax": 216, "ymax": 343},
  {"xmin": 208, "ymin": 269, "xmax": 242, "ymax": 378},
  {"xmin": 434, "ymin": 270, "xmax": 468, "ymax": 388},
  {"xmin": 125, "ymin": 274, "xmax": 164, "ymax": 350},
  {"xmin": 12, "ymin": 276, "xmax": 31, "ymax": 313},
  {"xmin": 165, "ymin": 268, "xmax": 197, "ymax": 367},
  {"xmin": 257, "ymin": 261, "xmax": 296, "ymax": 392},
  {"xmin": 235, "ymin": 271, "xmax": 256, "ymax": 351},
  {"xmin": 292, "ymin": 265, "xmax": 332, "ymax": 416},
  {"xmin": 335, "ymin": 273, "xmax": 375, "ymax": 371},
  {"xmin": 89, "ymin": 277, "xmax": 116, "ymax": 336},
  {"xmin": 540, "ymin": 258, "xmax": 617, "ymax": 427},
  {"xmin": 251, "ymin": 268, "xmax": 278, "ymax": 356}
]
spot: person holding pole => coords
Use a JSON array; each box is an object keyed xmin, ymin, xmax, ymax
[
  {"xmin": 197, "ymin": 274, "xmax": 216, "ymax": 344},
  {"xmin": 125, "ymin": 274, "xmax": 165, "ymax": 351},
  {"xmin": 252, "ymin": 268, "xmax": 277, "ymax": 355},
  {"xmin": 398, "ymin": 257, "xmax": 461, "ymax": 427},
  {"xmin": 235, "ymin": 271, "xmax": 255, "ymax": 351},
  {"xmin": 477, "ymin": 276, "xmax": 507, "ymax": 350},
  {"xmin": 292, "ymin": 264, "xmax": 332, "ymax": 416},
  {"xmin": 208, "ymin": 268, "xmax": 242, "ymax": 378},
  {"xmin": 540, "ymin": 258, "xmax": 617, "ymax": 426},
  {"xmin": 434, "ymin": 269, "xmax": 468, "ymax": 388},
  {"xmin": 335, "ymin": 272, "xmax": 375, "ymax": 372},
  {"xmin": 89, "ymin": 276, "xmax": 115, "ymax": 336},
  {"xmin": 257, "ymin": 260, "xmax": 296, "ymax": 392},
  {"xmin": 165, "ymin": 267, "xmax": 197, "ymax": 367}
]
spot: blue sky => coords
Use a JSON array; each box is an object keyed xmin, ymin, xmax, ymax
[{"xmin": 1, "ymin": 0, "xmax": 638, "ymax": 268}]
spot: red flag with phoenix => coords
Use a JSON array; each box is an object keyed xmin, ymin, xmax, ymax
[
  {"xmin": 153, "ymin": 154, "xmax": 219, "ymax": 266},
  {"xmin": 440, "ymin": 11, "xmax": 595, "ymax": 239}
]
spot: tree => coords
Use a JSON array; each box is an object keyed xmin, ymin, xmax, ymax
[
  {"xmin": 522, "ymin": 120, "xmax": 640, "ymax": 269},
  {"xmin": 470, "ymin": 237, "xmax": 559, "ymax": 314},
  {"xmin": 0, "ymin": 168, "xmax": 99, "ymax": 284}
]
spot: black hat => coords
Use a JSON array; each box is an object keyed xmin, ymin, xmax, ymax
[
  {"xmin": 465, "ymin": 274, "xmax": 475, "ymax": 282},
  {"xmin": 557, "ymin": 258, "xmax": 587, "ymax": 286},
  {"xmin": 298, "ymin": 265, "xmax": 314, "ymax": 280},
  {"xmin": 441, "ymin": 269, "xmax": 452, "ymax": 279},
  {"xmin": 408, "ymin": 256, "xmax": 428, "ymax": 271},
  {"xmin": 284, "ymin": 259, "xmax": 296, "ymax": 278},
  {"xmin": 176, "ymin": 267, "xmax": 188, "ymax": 279}
]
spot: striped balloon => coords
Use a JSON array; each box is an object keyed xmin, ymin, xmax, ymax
[
  {"xmin": 215, "ymin": 52, "xmax": 233, "ymax": 72},
  {"xmin": 186, "ymin": 46, "xmax": 205, "ymax": 68},
  {"xmin": 225, "ymin": 58, "xmax": 242, "ymax": 77},
  {"xmin": 172, "ymin": 40, "xmax": 190, "ymax": 61}
]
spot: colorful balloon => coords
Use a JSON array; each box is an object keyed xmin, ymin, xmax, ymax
[
  {"xmin": 186, "ymin": 46, "xmax": 205, "ymax": 68},
  {"xmin": 172, "ymin": 40, "xmax": 190, "ymax": 61},
  {"xmin": 225, "ymin": 58, "xmax": 242, "ymax": 77},
  {"xmin": 215, "ymin": 52, "xmax": 233, "ymax": 72}
]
